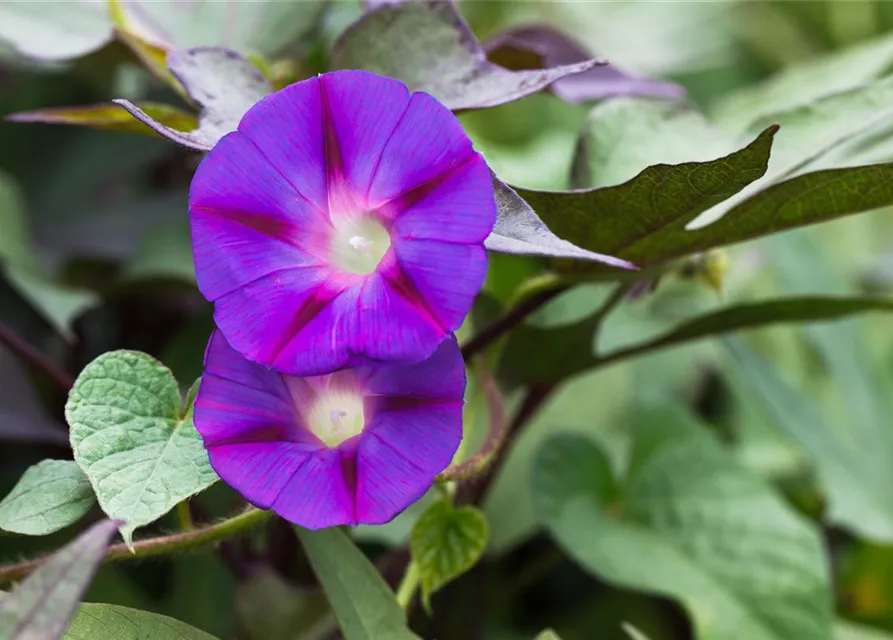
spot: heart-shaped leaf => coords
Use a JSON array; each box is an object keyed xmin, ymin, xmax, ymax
[
  {"xmin": 410, "ymin": 499, "xmax": 488, "ymax": 608},
  {"xmin": 533, "ymin": 409, "xmax": 832, "ymax": 639},
  {"xmin": 116, "ymin": 47, "xmax": 272, "ymax": 152},
  {"xmin": 67, "ymin": 352, "xmax": 218, "ymax": 545},
  {"xmin": 0, "ymin": 460, "xmax": 95, "ymax": 536},
  {"xmin": 0, "ymin": 519, "xmax": 119, "ymax": 640},
  {"xmin": 330, "ymin": 0, "xmax": 600, "ymax": 111}
]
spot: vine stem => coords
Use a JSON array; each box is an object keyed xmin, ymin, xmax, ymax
[
  {"xmin": 461, "ymin": 284, "xmax": 569, "ymax": 360},
  {"xmin": 0, "ymin": 507, "xmax": 273, "ymax": 585},
  {"xmin": 436, "ymin": 358, "xmax": 506, "ymax": 483},
  {"xmin": 395, "ymin": 561, "xmax": 421, "ymax": 612},
  {"xmin": 0, "ymin": 320, "xmax": 74, "ymax": 392}
]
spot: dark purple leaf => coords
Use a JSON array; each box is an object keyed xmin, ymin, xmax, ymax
[
  {"xmin": 0, "ymin": 519, "xmax": 120, "ymax": 640},
  {"xmin": 485, "ymin": 24, "xmax": 685, "ymax": 104},
  {"xmin": 116, "ymin": 47, "xmax": 272, "ymax": 152}
]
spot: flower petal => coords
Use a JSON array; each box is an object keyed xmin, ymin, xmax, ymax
[
  {"xmin": 213, "ymin": 267, "xmax": 348, "ymax": 370},
  {"xmin": 269, "ymin": 446, "xmax": 357, "ymax": 529},
  {"xmin": 237, "ymin": 77, "xmax": 328, "ymax": 211},
  {"xmin": 390, "ymin": 153, "xmax": 496, "ymax": 242},
  {"xmin": 364, "ymin": 335, "xmax": 465, "ymax": 401},
  {"xmin": 196, "ymin": 332, "xmax": 318, "ymax": 448},
  {"xmin": 392, "ymin": 238, "xmax": 488, "ymax": 333},
  {"xmin": 318, "ymin": 71, "xmax": 412, "ymax": 209},
  {"xmin": 368, "ymin": 91, "xmax": 475, "ymax": 205},
  {"xmin": 191, "ymin": 208, "xmax": 325, "ymax": 301},
  {"xmin": 356, "ymin": 403, "xmax": 463, "ymax": 524},
  {"xmin": 271, "ymin": 265, "xmax": 447, "ymax": 375},
  {"xmin": 190, "ymin": 132, "xmax": 329, "ymax": 300}
]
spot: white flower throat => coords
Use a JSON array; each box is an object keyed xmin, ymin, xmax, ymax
[
  {"xmin": 330, "ymin": 214, "xmax": 391, "ymax": 275},
  {"xmin": 308, "ymin": 389, "xmax": 366, "ymax": 448}
]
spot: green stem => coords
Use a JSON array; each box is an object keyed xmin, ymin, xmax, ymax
[
  {"xmin": 0, "ymin": 507, "xmax": 273, "ymax": 584},
  {"xmin": 395, "ymin": 561, "xmax": 421, "ymax": 612},
  {"xmin": 176, "ymin": 501, "xmax": 194, "ymax": 531},
  {"xmin": 437, "ymin": 359, "xmax": 505, "ymax": 483}
]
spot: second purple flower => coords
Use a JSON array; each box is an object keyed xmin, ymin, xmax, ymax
[{"xmin": 189, "ymin": 70, "xmax": 496, "ymax": 376}]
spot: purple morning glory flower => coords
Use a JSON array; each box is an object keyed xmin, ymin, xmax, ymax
[
  {"xmin": 189, "ymin": 70, "xmax": 496, "ymax": 376},
  {"xmin": 194, "ymin": 330, "xmax": 464, "ymax": 528}
]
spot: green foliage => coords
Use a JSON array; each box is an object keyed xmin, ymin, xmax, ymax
[
  {"xmin": 66, "ymin": 352, "xmax": 217, "ymax": 546},
  {"xmin": 501, "ymin": 294, "xmax": 893, "ymax": 386},
  {"xmin": 8, "ymin": 103, "xmax": 199, "ymax": 136},
  {"xmin": 330, "ymin": 0, "xmax": 597, "ymax": 111},
  {"xmin": 728, "ymin": 338, "xmax": 893, "ymax": 542},
  {"xmin": 517, "ymin": 127, "xmax": 775, "ymax": 267},
  {"xmin": 64, "ymin": 603, "xmax": 219, "ymax": 640},
  {"xmin": 532, "ymin": 409, "xmax": 833, "ymax": 639},
  {"xmin": 296, "ymin": 526, "xmax": 420, "ymax": 640},
  {"xmin": 0, "ymin": 2, "xmax": 111, "ymax": 61},
  {"xmin": 114, "ymin": 0, "xmax": 327, "ymax": 58},
  {"xmin": 571, "ymin": 98, "xmax": 732, "ymax": 191},
  {"xmin": 0, "ymin": 460, "xmax": 95, "ymax": 536},
  {"xmin": 0, "ymin": 520, "xmax": 119, "ymax": 640},
  {"xmin": 410, "ymin": 498, "xmax": 488, "ymax": 608}
]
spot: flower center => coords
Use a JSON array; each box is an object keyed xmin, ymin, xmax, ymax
[
  {"xmin": 307, "ymin": 389, "xmax": 366, "ymax": 448},
  {"xmin": 330, "ymin": 214, "xmax": 390, "ymax": 275}
]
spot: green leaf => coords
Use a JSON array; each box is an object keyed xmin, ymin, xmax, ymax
[
  {"xmin": 487, "ymin": 179, "xmax": 634, "ymax": 269},
  {"xmin": 64, "ymin": 603, "xmax": 219, "ymax": 640},
  {"xmin": 532, "ymin": 409, "xmax": 832, "ymax": 640},
  {"xmin": 571, "ymin": 98, "xmax": 732, "ymax": 190},
  {"xmin": 501, "ymin": 295, "xmax": 893, "ymax": 386},
  {"xmin": 115, "ymin": 0, "xmax": 327, "ymax": 59},
  {"xmin": 694, "ymin": 76, "xmax": 893, "ymax": 229},
  {"xmin": 0, "ymin": 460, "xmax": 95, "ymax": 536},
  {"xmin": 7, "ymin": 103, "xmax": 198, "ymax": 136},
  {"xmin": 66, "ymin": 351, "xmax": 218, "ymax": 546},
  {"xmin": 0, "ymin": 1, "xmax": 112, "ymax": 61},
  {"xmin": 534, "ymin": 630, "xmax": 563, "ymax": 640},
  {"xmin": 295, "ymin": 526, "xmax": 420, "ymax": 640},
  {"xmin": 714, "ymin": 33, "xmax": 893, "ymax": 131},
  {"xmin": 330, "ymin": 0, "xmax": 598, "ymax": 111},
  {"xmin": 0, "ymin": 519, "xmax": 119, "ymax": 640},
  {"xmin": 514, "ymin": 126, "xmax": 776, "ymax": 268},
  {"xmin": 0, "ymin": 170, "xmax": 97, "ymax": 338},
  {"xmin": 0, "ymin": 172, "xmax": 34, "ymax": 272},
  {"xmin": 117, "ymin": 48, "xmax": 272, "ymax": 152},
  {"xmin": 727, "ymin": 338, "xmax": 893, "ymax": 542},
  {"xmin": 410, "ymin": 499, "xmax": 488, "ymax": 608},
  {"xmin": 4, "ymin": 267, "xmax": 97, "ymax": 341},
  {"xmin": 686, "ymin": 161, "xmax": 893, "ymax": 257}
]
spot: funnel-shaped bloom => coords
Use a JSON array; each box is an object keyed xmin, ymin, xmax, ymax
[
  {"xmin": 189, "ymin": 70, "xmax": 496, "ymax": 376},
  {"xmin": 194, "ymin": 331, "xmax": 464, "ymax": 528}
]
